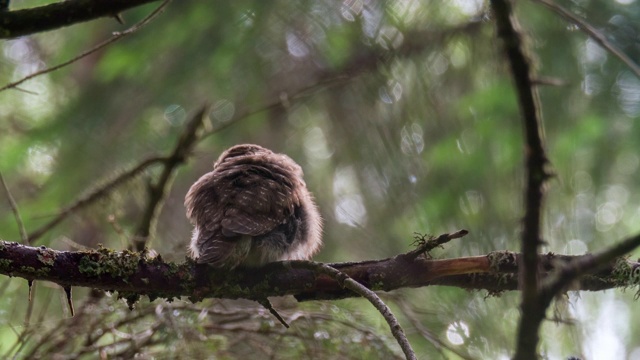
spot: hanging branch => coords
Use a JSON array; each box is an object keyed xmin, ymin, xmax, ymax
[{"xmin": 491, "ymin": 0, "xmax": 552, "ymax": 359}]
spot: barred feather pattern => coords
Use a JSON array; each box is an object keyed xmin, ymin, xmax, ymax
[{"xmin": 185, "ymin": 144, "xmax": 323, "ymax": 269}]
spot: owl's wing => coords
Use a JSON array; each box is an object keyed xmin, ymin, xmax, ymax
[
  {"xmin": 195, "ymin": 231, "xmax": 249, "ymax": 267},
  {"xmin": 219, "ymin": 174, "xmax": 297, "ymax": 237}
]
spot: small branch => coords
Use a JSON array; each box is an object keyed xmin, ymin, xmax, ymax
[
  {"xmin": 257, "ymin": 298, "xmax": 289, "ymax": 328},
  {"xmin": 0, "ymin": 0, "xmax": 161, "ymax": 39},
  {"xmin": 533, "ymin": 0, "xmax": 640, "ymax": 79},
  {"xmin": 491, "ymin": 0, "xmax": 551, "ymax": 358},
  {"xmin": 24, "ymin": 280, "xmax": 36, "ymax": 325},
  {"xmin": 541, "ymin": 233, "xmax": 640, "ymax": 306},
  {"xmin": 287, "ymin": 261, "xmax": 416, "ymax": 360},
  {"xmin": 64, "ymin": 286, "xmax": 75, "ymax": 317},
  {"xmin": 0, "ymin": 172, "xmax": 29, "ymax": 244},
  {"xmin": 26, "ymin": 279, "xmax": 33, "ymax": 301},
  {"xmin": 403, "ymin": 229, "xmax": 469, "ymax": 261},
  {"xmin": 393, "ymin": 297, "xmax": 474, "ymax": 360},
  {"xmin": 28, "ymin": 156, "xmax": 167, "ymax": 242},
  {"xmin": 0, "ymin": 0, "xmax": 171, "ymax": 93},
  {"xmin": 132, "ymin": 105, "xmax": 208, "ymax": 251}
]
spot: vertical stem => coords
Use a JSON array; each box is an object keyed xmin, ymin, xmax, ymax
[{"xmin": 491, "ymin": 0, "xmax": 551, "ymax": 358}]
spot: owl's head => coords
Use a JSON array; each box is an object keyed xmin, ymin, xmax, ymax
[
  {"xmin": 213, "ymin": 144, "xmax": 304, "ymax": 179},
  {"xmin": 214, "ymin": 144, "xmax": 271, "ymax": 168}
]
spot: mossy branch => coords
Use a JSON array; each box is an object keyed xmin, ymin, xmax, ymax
[{"xmin": 0, "ymin": 240, "xmax": 638, "ymax": 305}]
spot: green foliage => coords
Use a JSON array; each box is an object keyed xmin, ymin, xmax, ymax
[{"xmin": 1, "ymin": 0, "xmax": 640, "ymax": 358}]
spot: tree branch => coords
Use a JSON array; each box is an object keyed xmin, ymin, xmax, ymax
[
  {"xmin": 0, "ymin": 0, "xmax": 161, "ymax": 39},
  {"xmin": 541, "ymin": 233, "xmax": 640, "ymax": 307},
  {"xmin": 0, "ymin": 239, "xmax": 638, "ymax": 304}
]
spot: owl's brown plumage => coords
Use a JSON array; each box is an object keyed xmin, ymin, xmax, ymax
[{"xmin": 185, "ymin": 144, "xmax": 322, "ymax": 268}]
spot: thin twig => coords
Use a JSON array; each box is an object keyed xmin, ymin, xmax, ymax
[
  {"xmin": 63, "ymin": 286, "xmax": 75, "ymax": 317},
  {"xmin": 257, "ymin": 298, "xmax": 290, "ymax": 328},
  {"xmin": 491, "ymin": 0, "xmax": 551, "ymax": 359},
  {"xmin": 0, "ymin": 0, "xmax": 171, "ymax": 93},
  {"xmin": 534, "ymin": 0, "xmax": 640, "ymax": 79},
  {"xmin": 3, "ymin": 284, "xmax": 55, "ymax": 359},
  {"xmin": 287, "ymin": 261, "xmax": 417, "ymax": 360},
  {"xmin": 14, "ymin": 87, "xmax": 39, "ymax": 95},
  {"xmin": 24, "ymin": 281, "xmax": 36, "ymax": 325},
  {"xmin": 392, "ymin": 296, "xmax": 475, "ymax": 360},
  {"xmin": 0, "ymin": 171, "xmax": 29, "ymax": 244}
]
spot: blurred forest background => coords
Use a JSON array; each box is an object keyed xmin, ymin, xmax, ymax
[{"xmin": 1, "ymin": 0, "xmax": 640, "ymax": 359}]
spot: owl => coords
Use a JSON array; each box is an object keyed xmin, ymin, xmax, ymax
[{"xmin": 185, "ymin": 144, "xmax": 322, "ymax": 269}]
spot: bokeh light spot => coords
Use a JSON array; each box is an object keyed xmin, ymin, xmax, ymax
[
  {"xmin": 446, "ymin": 321, "xmax": 470, "ymax": 345},
  {"xmin": 164, "ymin": 104, "xmax": 186, "ymax": 126}
]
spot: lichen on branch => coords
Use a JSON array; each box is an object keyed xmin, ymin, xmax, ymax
[{"xmin": 0, "ymin": 240, "xmax": 638, "ymax": 307}]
